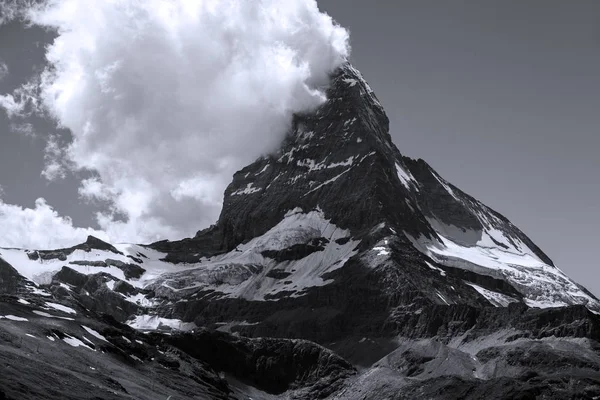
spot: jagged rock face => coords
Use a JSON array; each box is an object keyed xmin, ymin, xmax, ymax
[
  {"xmin": 50, "ymin": 267, "xmax": 143, "ymax": 322},
  {"xmin": 0, "ymin": 258, "xmax": 28, "ymax": 295},
  {"xmin": 214, "ymin": 65, "xmax": 417, "ymax": 247},
  {"xmin": 153, "ymin": 64, "xmax": 435, "ymax": 257},
  {"xmin": 0, "ymin": 259, "xmax": 21, "ymax": 295},
  {"xmin": 27, "ymin": 235, "xmax": 123, "ymax": 262},
  {"xmin": 146, "ymin": 63, "xmax": 599, "ymax": 343}
]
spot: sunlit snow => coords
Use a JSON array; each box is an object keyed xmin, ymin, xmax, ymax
[
  {"xmin": 45, "ymin": 302, "xmax": 77, "ymax": 314},
  {"xmin": 81, "ymin": 325, "xmax": 108, "ymax": 342}
]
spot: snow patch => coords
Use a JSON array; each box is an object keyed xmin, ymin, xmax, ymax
[
  {"xmin": 395, "ymin": 163, "xmax": 419, "ymax": 192},
  {"xmin": 407, "ymin": 232, "xmax": 600, "ymax": 311},
  {"xmin": 256, "ymin": 164, "xmax": 270, "ymax": 175},
  {"xmin": 231, "ymin": 183, "xmax": 262, "ymax": 196},
  {"xmin": 373, "ymin": 246, "xmax": 390, "ymax": 256},
  {"xmin": 433, "ymin": 172, "xmax": 458, "ymax": 200},
  {"xmin": 0, "ymin": 315, "xmax": 28, "ymax": 321},
  {"xmin": 425, "ymin": 261, "xmax": 446, "ymax": 277},
  {"xmin": 463, "ymin": 282, "xmax": 519, "ymax": 307},
  {"xmin": 0, "ymin": 246, "xmax": 150, "ymax": 287},
  {"xmin": 127, "ymin": 315, "xmax": 196, "ymax": 331},
  {"xmin": 59, "ymin": 283, "xmax": 72, "ymax": 291},
  {"xmin": 436, "ymin": 291, "xmax": 451, "ymax": 305},
  {"xmin": 63, "ymin": 335, "xmax": 94, "ymax": 351},
  {"xmin": 327, "ymin": 156, "xmax": 355, "ymax": 169},
  {"xmin": 81, "ymin": 326, "xmax": 108, "ymax": 342},
  {"xmin": 303, "ymin": 152, "xmax": 375, "ymax": 196},
  {"xmin": 30, "ymin": 287, "xmax": 51, "ymax": 297},
  {"xmin": 32, "ymin": 310, "xmax": 75, "ymax": 321},
  {"xmin": 151, "ymin": 208, "xmax": 360, "ymax": 301},
  {"xmin": 45, "ymin": 302, "xmax": 77, "ymax": 314},
  {"xmin": 123, "ymin": 293, "xmax": 155, "ymax": 307},
  {"xmin": 343, "ymin": 117, "xmax": 357, "ymax": 127}
]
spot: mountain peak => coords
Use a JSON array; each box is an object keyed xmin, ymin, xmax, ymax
[{"xmin": 151, "ymin": 63, "xmax": 599, "ymax": 313}]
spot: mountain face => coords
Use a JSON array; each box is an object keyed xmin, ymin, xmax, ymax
[{"xmin": 1, "ymin": 64, "xmax": 600, "ymax": 399}]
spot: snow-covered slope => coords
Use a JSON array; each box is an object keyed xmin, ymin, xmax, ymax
[
  {"xmin": 401, "ymin": 166, "xmax": 600, "ymax": 310},
  {"xmin": 149, "ymin": 207, "xmax": 359, "ymax": 302}
]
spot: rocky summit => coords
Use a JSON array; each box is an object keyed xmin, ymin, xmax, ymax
[{"xmin": 1, "ymin": 64, "xmax": 600, "ymax": 399}]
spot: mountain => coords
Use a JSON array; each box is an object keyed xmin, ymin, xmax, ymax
[{"xmin": 1, "ymin": 64, "xmax": 600, "ymax": 399}]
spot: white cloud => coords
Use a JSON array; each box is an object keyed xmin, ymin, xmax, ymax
[
  {"xmin": 0, "ymin": 0, "xmax": 350, "ymax": 246},
  {"xmin": 0, "ymin": 1, "xmax": 29, "ymax": 26},
  {"xmin": 0, "ymin": 79, "xmax": 41, "ymax": 118},
  {"xmin": 0, "ymin": 62, "xmax": 7, "ymax": 81},
  {"xmin": 41, "ymin": 134, "xmax": 68, "ymax": 180},
  {"xmin": 0, "ymin": 198, "xmax": 108, "ymax": 249},
  {"xmin": 9, "ymin": 122, "xmax": 36, "ymax": 137},
  {"xmin": 0, "ymin": 94, "xmax": 23, "ymax": 117}
]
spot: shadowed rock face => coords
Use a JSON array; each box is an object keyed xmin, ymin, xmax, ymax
[
  {"xmin": 28, "ymin": 236, "xmax": 123, "ymax": 262},
  {"xmin": 1, "ymin": 64, "xmax": 600, "ymax": 399},
  {"xmin": 51, "ymin": 267, "xmax": 143, "ymax": 322},
  {"xmin": 166, "ymin": 330, "xmax": 355, "ymax": 398},
  {"xmin": 0, "ymin": 258, "xmax": 27, "ymax": 295}
]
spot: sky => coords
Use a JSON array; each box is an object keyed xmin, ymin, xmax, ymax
[
  {"xmin": 0, "ymin": 1, "xmax": 599, "ymax": 295},
  {"xmin": 0, "ymin": 0, "xmax": 350, "ymax": 246}
]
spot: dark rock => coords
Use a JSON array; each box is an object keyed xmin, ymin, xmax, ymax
[
  {"xmin": 126, "ymin": 255, "xmax": 144, "ymax": 264},
  {"xmin": 33, "ymin": 235, "xmax": 123, "ymax": 261},
  {"xmin": 69, "ymin": 260, "xmax": 108, "ymax": 267},
  {"xmin": 266, "ymin": 269, "xmax": 293, "ymax": 279},
  {"xmin": 105, "ymin": 259, "xmax": 145, "ymax": 279},
  {"xmin": 51, "ymin": 267, "xmax": 142, "ymax": 322},
  {"xmin": 262, "ymin": 237, "xmax": 330, "ymax": 262},
  {"xmin": 0, "ymin": 258, "xmax": 27, "ymax": 295},
  {"xmin": 168, "ymin": 329, "xmax": 355, "ymax": 397},
  {"xmin": 68, "ymin": 259, "xmax": 146, "ymax": 280},
  {"xmin": 335, "ymin": 237, "xmax": 351, "ymax": 245}
]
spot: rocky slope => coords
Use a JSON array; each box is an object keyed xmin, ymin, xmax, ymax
[{"xmin": 1, "ymin": 64, "xmax": 599, "ymax": 399}]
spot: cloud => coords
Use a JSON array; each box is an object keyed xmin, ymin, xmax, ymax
[
  {"xmin": 0, "ymin": 1, "xmax": 28, "ymax": 25},
  {"xmin": 41, "ymin": 134, "xmax": 68, "ymax": 180},
  {"xmin": 0, "ymin": 0, "xmax": 350, "ymax": 246},
  {"xmin": 0, "ymin": 62, "xmax": 7, "ymax": 81},
  {"xmin": 0, "ymin": 94, "xmax": 22, "ymax": 116},
  {"xmin": 9, "ymin": 122, "xmax": 36, "ymax": 138},
  {"xmin": 0, "ymin": 79, "xmax": 41, "ymax": 118},
  {"xmin": 0, "ymin": 198, "xmax": 108, "ymax": 249}
]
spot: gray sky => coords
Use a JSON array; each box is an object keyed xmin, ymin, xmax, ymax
[{"xmin": 1, "ymin": 1, "xmax": 599, "ymax": 296}]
